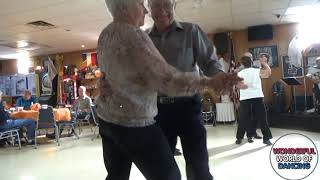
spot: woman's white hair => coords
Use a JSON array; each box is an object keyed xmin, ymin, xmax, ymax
[
  {"xmin": 105, "ymin": 0, "xmax": 137, "ymax": 16},
  {"xmin": 147, "ymin": 0, "xmax": 176, "ymax": 6}
]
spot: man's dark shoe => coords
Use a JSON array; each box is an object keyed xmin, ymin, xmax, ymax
[
  {"xmin": 254, "ymin": 134, "xmax": 262, "ymax": 139},
  {"xmin": 174, "ymin": 148, "xmax": 182, "ymax": 156},
  {"xmin": 235, "ymin": 139, "xmax": 242, "ymax": 144},
  {"xmin": 248, "ymin": 137, "xmax": 254, "ymax": 143},
  {"xmin": 27, "ymin": 140, "xmax": 35, "ymax": 145},
  {"xmin": 46, "ymin": 133, "xmax": 56, "ymax": 139},
  {"xmin": 67, "ymin": 132, "xmax": 75, "ymax": 137},
  {"xmin": 263, "ymin": 140, "xmax": 272, "ymax": 146}
]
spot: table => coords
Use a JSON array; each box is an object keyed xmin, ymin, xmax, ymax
[
  {"xmin": 216, "ymin": 102, "xmax": 235, "ymax": 122},
  {"xmin": 53, "ymin": 108, "xmax": 71, "ymax": 122},
  {"xmin": 11, "ymin": 110, "xmax": 39, "ymax": 121},
  {"xmin": 10, "ymin": 108, "xmax": 71, "ymax": 122}
]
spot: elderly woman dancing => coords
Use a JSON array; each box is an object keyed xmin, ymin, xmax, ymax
[{"xmin": 96, "ymin": 0, "xmax": 244, "ymax": 179}]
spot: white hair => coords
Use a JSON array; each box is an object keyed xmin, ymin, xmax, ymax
[
  {"xmin": 105, "ymin": 0, "xmax": 137, "ymax": 16},
  {"xmin": 79, "ymin": 86, "xmax": 86, "ymax": 92},
  {"xmin": 243, "ymin": 52, "xmax": 253, "ymax": 60},
  {"xmin": 148, "ymin": 0, "xmax": 176, "ymax": 6},
  {"xmin": 0, "ymin": 90, "xmax": 2, "ymax": 96}
]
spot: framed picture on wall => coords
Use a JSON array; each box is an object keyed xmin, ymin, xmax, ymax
[
  {"xmin": 249, "ymin": 45, "xmax": 278, "ymax": 67},
  {"xmin": 307, "ymin": 56, "xmax": 318, "ymax": 67},
  {"xmin": 282, "ymin": 56, "xmax": 304, "ymax": 78}
]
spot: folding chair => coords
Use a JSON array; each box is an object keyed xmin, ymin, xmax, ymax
[
  {"xmin": 36, "ymin": 105, "xmax": 59, "ymax": 148},
  {"xmin": 57, "ymin": 113, "xmax": 79, "ymax": 140},
  {"xmin": 0, "ymin": 129, "xmax": 21, "ymax": 149},
  {"xmin": 77, "ymin": 111, "xmax": 93, "ymax": 135}
]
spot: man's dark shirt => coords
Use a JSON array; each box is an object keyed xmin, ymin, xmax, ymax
[
  {"xmin": 148, "ymin": 21, "xmax": 222, "ymax": 77},
  {"xmin": 0, "ymin": 102, "xmax": 10, "ymax": 125}
]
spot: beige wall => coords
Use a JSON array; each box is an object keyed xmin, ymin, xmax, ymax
[
  {"xmin": 63, "ymin": 49, "xmax": 96, "ymax": 69},
  {"xmin": 0, "ymin": 59, "xmax": 18, "ymax": 75}
]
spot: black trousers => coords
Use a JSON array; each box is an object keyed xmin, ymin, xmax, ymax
[
  {"xmin": 99, "ymin": 119, "xmax": 181, "ymax": 180},
  {"xmin": 236, "ymin": 98, "xmax": 272, "ymax": 140},
  {"xmin": 155, "ymin": 94, "xmax": 213, "ymax": 180}
]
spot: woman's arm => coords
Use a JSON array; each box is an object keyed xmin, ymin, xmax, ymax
[{"xmin": 260, "ymin": 61, "xmax": 271, "ymax": 78}]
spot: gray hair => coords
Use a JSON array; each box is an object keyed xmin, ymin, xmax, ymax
[
  {"xmin": 148, "ymin": 0, "xmax": 176, "ymax": 6},
  {"xmin": 79, "ymin": 86, "xmax": 86, "ymax": 92},
  {"xmin": 105, "ymin": 0, "xmax": 137, "ymax": 16},
  {"xmin": 0, "ymin": 90, "xmax": 2, "ymax": 96},
  {"xmin": 243, "ymin": 52, "xmax": 253, "ymax": 60}
]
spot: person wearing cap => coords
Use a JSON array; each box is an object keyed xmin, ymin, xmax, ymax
[{"xmin": 235, "ymin": 54, "xmax": 273, "ymax": 145}]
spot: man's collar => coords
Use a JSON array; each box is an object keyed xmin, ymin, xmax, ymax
[{"xmin": 149, "ymin": 21, "xmax": 183, "ymax": 35}]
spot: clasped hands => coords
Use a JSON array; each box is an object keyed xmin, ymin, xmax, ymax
[
  {"xmin": 98, "ymin": 71, "xmax": 247, "ymax": 98},
  {"xmin": 206, "ymin": 72, "xmax": 247, "ymax": 94}
]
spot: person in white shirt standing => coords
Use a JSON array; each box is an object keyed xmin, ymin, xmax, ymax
[{"xmin": 235, "ymin": 54, "xmax": 273, "ymax": 145}]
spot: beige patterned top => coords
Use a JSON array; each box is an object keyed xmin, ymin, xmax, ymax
[{"xmin": 96, "ymin": 22, "xmax": 204, "ymax": 127}]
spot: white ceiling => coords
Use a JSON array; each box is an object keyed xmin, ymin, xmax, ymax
[{"xmin": 0, "ymin": 0, "xmax": 319, "ymax": 59}]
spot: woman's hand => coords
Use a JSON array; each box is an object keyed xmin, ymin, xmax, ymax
[{"xmin": 206, "ymin": 72, "xmax": 244, "ymax": 94}]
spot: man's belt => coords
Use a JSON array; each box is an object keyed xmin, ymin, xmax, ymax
[{"xmin": 157, "ymin": 94, "xmax": 199, "ymax": 104}]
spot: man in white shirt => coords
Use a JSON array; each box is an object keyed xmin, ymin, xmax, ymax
[{"xmin": 236, "ymin": 54, "xmax": 273, "ymax": 145}]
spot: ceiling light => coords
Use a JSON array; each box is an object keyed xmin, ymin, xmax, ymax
[
  {"xmin": 17, "ymin": 50, "xmax": 31, "ymax": 74},
  {"xmin": 81, "ymin": 45, "xmax": 85, "ymax": 48},
  {"xmin": 17, "ymin": 41, "xmax": 29, "ymax": 48},
  {"xmin": 285, "ymin": 4, "xmax": 320, "ymax": 16}
]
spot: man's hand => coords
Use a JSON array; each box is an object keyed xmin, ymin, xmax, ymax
[
  {"xmin": 236, "ymin": 81, "xmax": 248, "ymax": 89},
  {"xmin": 207, "ymin": 72, "xmax": 243, "ymax": 94}
]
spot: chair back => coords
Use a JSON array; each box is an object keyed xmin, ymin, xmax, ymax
[
  {"xmin": 90, "ymin": 103, "xmax": 99, "ymax": 125},
  {"xmin": 38, "ymin": 105, "xmax": 56, "ymax": 129}
]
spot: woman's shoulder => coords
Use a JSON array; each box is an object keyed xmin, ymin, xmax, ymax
[
  {"xmin": 105, "ymin": 22, "xmax": 146, "ymax": 37},
  {"xmin": 99, "ymin": 22, "xmax": 150, "ymax": 46}
]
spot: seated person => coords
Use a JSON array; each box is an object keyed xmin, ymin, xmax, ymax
[
  {"xmin": 16, "ymin": 90, "xmax": 38, "ymax": 110},
  {"xmin": 0, "ymin": 90, "xmax": 36, "ymax": 145},
  {"xmin": 47, "ymin": 86, "xmax": 92, "ymax": 138},
  {"xmin": 71, "ymin": 86, "xmax": 92, "ymax": 119}
]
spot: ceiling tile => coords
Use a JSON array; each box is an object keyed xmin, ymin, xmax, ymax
[{"xmin": 289, "ymin": 0, "xmax": 318, "ymax": 7}]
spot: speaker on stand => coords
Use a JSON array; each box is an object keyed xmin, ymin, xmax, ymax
[{"xmin": 213, "ymin": 32, "xmax": 228, "ymax": 56}]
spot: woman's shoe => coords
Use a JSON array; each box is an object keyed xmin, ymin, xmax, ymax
[
  {"xmin": 248, "ymin": 137, "xmax": 254, "ymax": 143},
  {"xmin": 235, "ymin": 139, "xmax": 242, "ymax": 144},
  {"xmin": 263, "ymin": 140, "xmax": 272, "ymax": 146}
]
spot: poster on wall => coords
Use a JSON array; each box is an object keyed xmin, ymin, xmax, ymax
[
  {"xmin": 5, "ymin": 76, "xmax": 12, "ymax": 96},
  {"xmin": 282, "ymin": 56, "xmax": 304, "ymax": 78},
  {"xmin": 14, "ymin": 75, "xmax": 27, "ymax": 96},
  {"xmin": 27, "ymin": 74, "xmax": 37, "ymax": 95},
  {"xmin": 249, "ymin": 45, "xmax": 278, "ymax": 67},
  {"xmin": 0, "ymin": 76, "xmax": 4, "ymax": 95}
]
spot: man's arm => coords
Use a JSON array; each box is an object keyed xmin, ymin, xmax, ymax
[
  {"xmin": 16, "ymin": 97, "xmax": 22, "ymax": 107},
  {"xmin": 0, "ymin": 104, "xmax": 10, "ymax": 123},
  {"xmin": 192, "ymin": 24, "xmax": 223, "ymax": 77},
  {"xmin": 260, "ymin": 61, "xmax": 272, "ymax": 78},
  {"xmin": 31, "ymin": 96, "xmax": 38, "ymax": 103},
  {"xmin": 128, "ymin": 28, "xmax": 210, "ymax": 97},
  {"xmin": 85, "ymin": 97, "xmax": 92, "ymax": 112}
]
